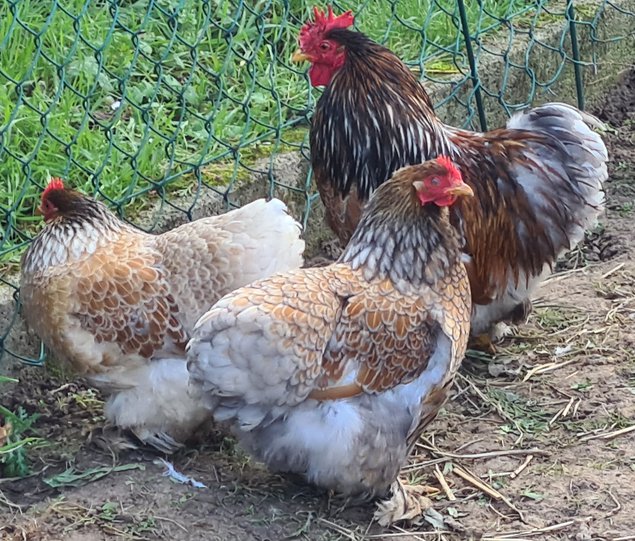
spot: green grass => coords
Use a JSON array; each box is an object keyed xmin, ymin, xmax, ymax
[
  {"xmin": 487, "ymin": 387, "xmax": 551, "ymax": 436},
  {"xmin": 1, "ymin": 377, "xmax": 43, "ymax": 478},
  {"xmin": 0, "ymin": 0, "xmax": 546, "ymax": 264},
  {"xmin": 0, "ymin": 398, "xmax": 43, "ymax": 477}
]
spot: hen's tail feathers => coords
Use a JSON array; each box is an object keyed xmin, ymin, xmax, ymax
[
  {"xmin": 507, "ymin": 102, "xmax": 608, "ymax": 250},
  {"xmin": 221, "ymin": 198, "xmax": 305, "ymax": 284}
]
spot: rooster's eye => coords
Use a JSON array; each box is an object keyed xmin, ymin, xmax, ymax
[{"xmin": 319, "ymin": 42, "xmax": 330, "ymax": 51}]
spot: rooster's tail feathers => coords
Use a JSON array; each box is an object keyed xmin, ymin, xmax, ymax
[{"xmin": 507, "ymin": 102, "xmax": 608, "ymax": 243}]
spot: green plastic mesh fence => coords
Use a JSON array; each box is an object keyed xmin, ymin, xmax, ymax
[{"xmin": 0, "ymin": 0, "xmax": 634, "ymax": 365}]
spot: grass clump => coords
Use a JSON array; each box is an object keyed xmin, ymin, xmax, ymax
[{"xmin": 0, "ymin": 377, "xmax": 43, "ymax": 478}]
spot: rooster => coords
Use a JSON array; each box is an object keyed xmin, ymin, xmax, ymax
[
  {"xmin": 292, "ymin": 7, "xmax": 608, "ymax": 350},
  {"xmin": 20, "ymin": 179, "xmax": 305, "ymax": 452},
  {"xmin": 187, "ymin": 158, "xmax": 473, "ymax": 509}
]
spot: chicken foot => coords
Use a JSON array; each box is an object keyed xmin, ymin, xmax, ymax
[{"xmin": 374, "ymin": 477, "xmax": 435, "ymax": 526}]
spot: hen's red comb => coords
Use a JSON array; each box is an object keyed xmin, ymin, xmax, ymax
[
  {"xmin": 300, "ymin": 6, "xmax": 354, "ymax": 42},
  {"xmin": 42, "ymin": 177, "xmax": 65, "ymax": 200},
  {"xmin": 435, "ymin": 156, "xmax": 462, "ymax": 182}
]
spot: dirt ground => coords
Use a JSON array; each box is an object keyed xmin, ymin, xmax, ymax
[{"xmin": 1, "ymin": 70, "xmax": 635, "ymax": 541}]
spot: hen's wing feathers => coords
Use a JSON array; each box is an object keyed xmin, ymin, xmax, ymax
[
  {"xmin": 188, "ymin": 265, "xmax": 448, "ymax": 430},
  {"xmin": 323, "ymin": 288, "xmax": 440, "ymax": 394},
  {"xmin": 74, "ymin": 237, "xmax": 188, "ymax": 362}
]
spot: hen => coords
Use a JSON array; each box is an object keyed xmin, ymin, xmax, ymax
[
  {"xmin": 187, "ymin": 158, "xmax": 473, "ymax": 505},
  {"xmin": 20, "ymin": 179, "xmax": 305, "ymax": 452},
  {"xmin": 293, "ymin": 7, "xmax": 608, "ymax": 348}
]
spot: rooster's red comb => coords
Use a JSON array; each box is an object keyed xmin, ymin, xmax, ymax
[
  {"xmin": 312, "ymin": 5, "xmax": 354, "ymax": 29},
  {"xmin": 435, "ymin": 156, "xmax": 462, "ymax": 182},
  {"xmin": 299, "ymin": 6, "xmax": 354, "ymax": 44},
  {"xmin": 42, "ymin": 177, "xmax": 65, "ymax": 199}
]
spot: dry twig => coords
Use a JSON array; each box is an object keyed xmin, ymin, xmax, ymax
[
  {"xmin": 522, "ymin": 360, "xmax": 577, "ymax": 382},
  {"xmin": 483, "ymin": 517, "xmax": 592, "ymax": 539},
  {"xmin": 509, "ymin": 455, "xmax": 533, "ymax": 480},
  {"xmin": 578, "ymin": 424, "xmax": 635, "ymax": 442},
  {"xmin": 433, "ymin": 466, "xmax": 455, "ymax": 501},
  {"xmin": 452, "ymin": 466, "xmax": 525, "ymax": 522}
]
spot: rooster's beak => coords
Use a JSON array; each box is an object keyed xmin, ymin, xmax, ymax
[
  {"xmin": 35, "ymin": 205, "xmax": 43, "ymax": 216},
  {"xmin": 291, "ymin": 49, "xmax": 311, "ymax": 63},
  {"xmin": 446, "ymin": 182, "xmax": 474, "ymax": 198}
]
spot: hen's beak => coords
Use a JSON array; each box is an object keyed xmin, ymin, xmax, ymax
[
  {"xmin": 35, "ymin": 205, "xmax": 43, "ymax": 216},
  {"xmin": 291, "ymin": 49, "xmax": 311, "ymax": 63},
  {"xmin": 446, "ymin": 182, "xmax": 474, "ymax": 198}
]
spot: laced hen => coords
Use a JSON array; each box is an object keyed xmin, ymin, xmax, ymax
[
  {"xmin": 293, "ymin": 7, "xmax": 608, "ymax": 349},
  {"xmin": 20, "ymin": 179, "xmax": 305, "ymax": 452},
  {"xmin": 187, "ymin": 158, "xmax": 473, "ymax": 510}
]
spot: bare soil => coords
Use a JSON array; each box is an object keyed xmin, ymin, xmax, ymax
[{"xmin": 2, "ymin": 70, "xmax": 635, "ymax": 541}]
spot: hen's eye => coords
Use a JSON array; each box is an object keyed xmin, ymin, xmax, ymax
[
  {"xmin": 429, "ymin": 177, "xmax": 441, "ymax": 187},
  {"xmin": 319, "ymin": 42, "xmax": 330, "ymax": 50}
]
